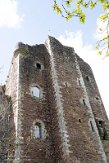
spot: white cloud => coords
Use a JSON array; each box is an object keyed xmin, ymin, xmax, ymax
[
  {"xmin": 0, "ymin": 0, "xmax": 23, "ymax": 28},
  {"xmin": 58, "ymin": 31, "xmax": 99, "ymax": 66},
  {"xmin": 58, "ymin": 31, "xmax": 109, "ymax": 118}
]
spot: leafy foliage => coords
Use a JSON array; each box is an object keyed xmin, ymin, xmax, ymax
[
  {"xmin": 53, "ymin": 0, "xmax": 109, "ymax": 56},
  {"xmin": 96, "ymin": 11, "xmax": 109, "ymax": 56}
]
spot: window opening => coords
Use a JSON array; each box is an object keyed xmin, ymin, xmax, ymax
[
  {"xmin": 96, "ymin": 119, "xmax": 108, "ymax": 140},
  {"xmin": 36, "ymin": 63, "xmax": 41, "ymax": 70},
  {"xmin": 34, "ymin": 123, "xmax": 42, "ymax": 139},
  {"xmin": 65, "ymin": 82, "xmax": 68, "ymax": 87},
  {"xmin": 90, "ymin": 121, "xmax": 95, "ymax": 132},
  {"xmin": 31, "ymin": 86, "xmax": 40, "ymax": 97},
  {"xmin": 77, "ymin": 78, "xmax": 81, "ymax": 86},
  {"xmin": 83, "ymin": 99, "xmax": 86, "ymax": 106},
  {"xmin": 78, "ymin": 79, "xmax": 81, "ymax": 86},
  {"xmin": 79, "ymin": 119, "xmax": 81, "ymax": 123},
  {"xmin": 31, "ymin": 87, "xmax": 40, "ymax": 97},
  {"xmin": 95, "ymin": 96, "xmax": 99, "ymax": 100},
  {"xmin": 86, "ymin": 76, "xmax": 90, "ymax": 82}
]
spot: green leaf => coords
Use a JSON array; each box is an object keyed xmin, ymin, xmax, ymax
[
  {"xmin": 98, "ymin": 51, "xmax": 102, "ymax": 55},
  {"xmin": 82, "ymin": 2, "xmax": 89, "ymax": 8},
  {"xmin": 99, "ymin": 13, "xmax": 108, "ymax": 21},
  {"xmin": 102, "ymin": 2, "xmax": 109, "ymax": 10},
  {"xmin": 65, "ymin": 1, "xmax": 71, "ymax": 7},
  {"xmin": 90, "ymin": 1, "xmax": 96, "ymax": 9},
  {"xmin": 95, "ymin": 46, "xmax": 99, "ymax": 50},
  {"xmin": 66, "ymin": 13, "xmax": 72, "ymax": 21},
  {"xmin": 53, "ymin": 4, "xmax": 62, "ymax": 14},
  {"xmin": 99, "ymin": 28, "xmax": 103, "ymax": 31},
  {"xmin": 79, "ymin": 13, "xmax": 86, "ymax": 24},
  {"xmin": 98, "ymin": 0, "xmax": 105, "ymax": 4},
  {"xmin": 76, "ymin": 4, "xmax": 81, "ymax": 11},
  {"xmin": 77, "ymin": 0, "xmax": 83, "ymax": 5}
]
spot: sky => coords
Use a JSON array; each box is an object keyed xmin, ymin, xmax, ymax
[{"xmin": 0, "ymin": 0, "xmax": 109, "ymax": 117}]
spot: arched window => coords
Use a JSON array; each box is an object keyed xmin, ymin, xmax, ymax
[
  {"xmin": 86, "ymin": 76, "xmax": 90, "ymax": 82},
  {"xmin": 95, "ymin": 96, "xmax": 99, "ymax": 100},
  {"xmin": 34, "ymin": 62, "xmax": 43, "ymax": 70},
  {"xmin": 32, "ymin": 120, "xmax": 46, "ymax": 140},
  {"xmin": 36, "ymin": 63, "xmax": 41, "ymax": 70},
  {"xmin": 34, "ymin": 122, "xmax": 42, "ymax": 139},
  {"xmin": 31, "ymin": 86, "xmax": 40, "ymax": 98}
]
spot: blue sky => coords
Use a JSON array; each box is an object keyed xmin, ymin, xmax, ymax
[{"xmin": 0, "ymin": 0, "xmax": 109, "ymax": 117}]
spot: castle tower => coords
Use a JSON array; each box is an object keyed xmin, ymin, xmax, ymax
[{"xmin": 1, "ymin": 36, "xmax": 108, "ymax": 163}]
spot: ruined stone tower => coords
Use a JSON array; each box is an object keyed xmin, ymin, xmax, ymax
[{"xmin": 0, "ymin": 36, "xmax": 109, "ymax": 163}]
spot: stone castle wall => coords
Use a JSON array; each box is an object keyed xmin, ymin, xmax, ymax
[
  {"xmin": 0, "ymin": 86, "xmax": 11, "ymax": 163},
  {"xmin": 0, "ymin": 36, "xmax": 109, "ymax": 163}
]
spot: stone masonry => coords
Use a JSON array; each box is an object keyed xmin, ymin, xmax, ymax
[{"xmin": 0, "ymin": 36, "xmax": 109, "ymax": 163}]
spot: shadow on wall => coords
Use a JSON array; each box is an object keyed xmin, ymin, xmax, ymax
[{"xmin": 0, "ymin": 85, "xmax": 15, "ymax": 162}]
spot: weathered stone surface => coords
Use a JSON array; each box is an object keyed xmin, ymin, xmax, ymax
[{"xmin": 0, "ymin": 36, "xmax": 109, "ymax": 163}]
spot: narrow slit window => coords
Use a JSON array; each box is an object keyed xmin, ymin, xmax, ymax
[
  {"xmin": 90, "ymin": 121, "xmax": 95, "ymax": 132},
  {"xmin": 83, "ymin": 99, "xmax": 86, "ymax": 106},
  {"xmin": 65, "ymin": 82, "xmax": 68, "ymax": 87},
  {"xmin": 86, "ymin": 76, "xmax": 90, "ymax": 82},
  {"xmin": 77, "ymin": 78, "xmax": 81, "ymax": 86},
  {"xmin": 78, "ymin": 79, "xmax": 81, "ymax": 86}
]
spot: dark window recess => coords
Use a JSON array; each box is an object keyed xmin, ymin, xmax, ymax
[
  {"xmin": 65, "ymin": 82, "xmax": 68, "ymax": 87},
  {"xmin": 96, "ymin": 119, "xmax": 108, "ymax": 140},
  {"xmin": 90, "ymin": 121, "xmax": 95, "ymax": 132},
  {"xmin": 86, "ymin": 76, "xmax": 90, "ymax": 82},
  {"xmin": 78, "ymin": 79, "xmax": 81, "ymax": 86},
  {"xmin": 36, "ymin": 63, "xmax": 41, "ymax": 69},
  {"xmin": 95, "ymin": 96, "xmax": 99, "ymax": 100},
  {"xmin": 83, "ymin": 99, "xmax": 86, "ymax": 106},
  {"xmin": 79, "ymin": 119, "xmax": 81, "ymax": 123}
]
